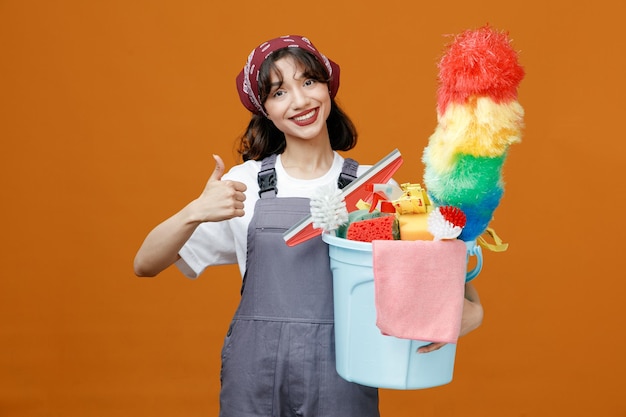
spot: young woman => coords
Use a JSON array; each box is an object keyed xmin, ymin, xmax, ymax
[{"xmin": 134, "ymin": 35, "xmax": 483, "ymax": 417}]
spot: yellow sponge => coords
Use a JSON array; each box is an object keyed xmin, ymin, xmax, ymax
[{"xmin": 398, "ymin": 213, "xmax": 434, "ymax": 241}]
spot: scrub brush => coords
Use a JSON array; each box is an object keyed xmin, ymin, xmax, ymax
[
  {"xmin": 428, "ymin": 206, "xmax": 467, "ymax": 240},
  {"xmin": 310, "ymin": 183, "xmax": 349, "ymax": 233}
]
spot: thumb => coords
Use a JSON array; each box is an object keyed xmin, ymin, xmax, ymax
[{"xmin": 208, "ymin": 154, "xmax": 225, "ymax": 182}]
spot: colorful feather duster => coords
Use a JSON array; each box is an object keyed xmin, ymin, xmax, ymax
[{"xmin": 422, "ymin": 25, "xmax": 525, "ymax": 241}]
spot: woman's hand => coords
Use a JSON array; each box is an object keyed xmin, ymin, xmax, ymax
[
  {"xmin": 458, "ymin": 282, "xmax": 484, "ymax": 337},
  {"xmin": 133, "ymin": 155, "xmax": 246, "ymax": 277},
  {"xmin": 186, "ymin": 154, "xmax": 247, "ymax": 223},
  {"xmin": 417, "ymin": 283, "xmax": 483, "ymax": 353}
]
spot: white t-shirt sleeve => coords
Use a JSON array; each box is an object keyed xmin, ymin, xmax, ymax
[
  {"xmin": 175, "ymin": 159, "xmax": 261, "ymax": 279},
  {"xmin": 176, "ymin": 220, "xmax": 238, "ymax": 278}
]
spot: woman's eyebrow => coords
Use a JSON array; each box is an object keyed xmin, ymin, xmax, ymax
[{"xmin": 269, "ymin": 71, "xmax": 307, "ymax": 89}]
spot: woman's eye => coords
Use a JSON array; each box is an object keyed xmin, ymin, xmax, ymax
[
  {"xmin": 273, "ymin": 90, "xmax": 285, "ymax": 98},
  {"xmin": 304, "ymin": 79, "xmax": 316, "ymax": 87}
]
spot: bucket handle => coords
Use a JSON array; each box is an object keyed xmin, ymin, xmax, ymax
[{"xmin": 465, "ymin": 240, "xmax": 483, "ymax": 282}]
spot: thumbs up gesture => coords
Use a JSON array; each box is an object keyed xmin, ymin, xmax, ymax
[{"xmin": 190, "ymin": 155, "xmax": 247, "ymax": 223}]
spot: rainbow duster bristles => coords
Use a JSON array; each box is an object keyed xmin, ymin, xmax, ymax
[{"xmin": 422, "ymin": 25, "xmax": 525, "ymax": 241}]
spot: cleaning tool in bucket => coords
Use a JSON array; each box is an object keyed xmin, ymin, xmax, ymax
[
  {"xmin": 422, "ymin": 25, "xmax": 525, "ymax": 242},
  {"xmin": 372, "ymin": 239, "xmax": 466, "ymax": 344},
  {"xmin": 323, "ymin": 233, "xmax": 482, "ymax": 389},
  {"xmin": 284, "ymin": 149, "xmax": 403, "ymax": 246}
]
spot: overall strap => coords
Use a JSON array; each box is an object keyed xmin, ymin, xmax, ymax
[
  {"xmin": 257, "ymin": 155, "xmax": 359, "ymax": 198},
  {"xmin": 257, "ymin": 154, "xmax": 278, "ymax": 198},
  {"xmin": 338, "ymin": 158, "xmax": 358, "ymax": 189}
]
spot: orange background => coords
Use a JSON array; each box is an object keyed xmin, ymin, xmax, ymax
[{"xmin": 1, "ymin": 0, "xmax": 625, "ymax": 416}]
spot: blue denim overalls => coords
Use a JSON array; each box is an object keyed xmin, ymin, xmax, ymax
[{"xmin": 218, "ymin": 155, "xmax": 379, "ymax": 417}]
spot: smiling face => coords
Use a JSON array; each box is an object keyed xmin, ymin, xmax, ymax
[{"xmin": 262, "ymin": 56, "xmax": 332, "ymax": 145}]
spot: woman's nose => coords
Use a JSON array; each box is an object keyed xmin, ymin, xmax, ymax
[{"xmin": 290, "ymin": 87, "xmax": 309, "ymax": 109}]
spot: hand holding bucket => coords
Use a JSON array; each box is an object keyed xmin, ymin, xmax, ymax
[{"xmin": 324, "ymin": 234, "xmax": 482, "ymax": 389}]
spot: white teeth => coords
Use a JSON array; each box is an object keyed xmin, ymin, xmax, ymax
[{"xmin": 293, "ymin": 110, "xmax": 315, "ymax": 122}]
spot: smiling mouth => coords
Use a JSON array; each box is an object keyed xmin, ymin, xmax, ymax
[{"xmin": 291, "ymin": 108, "xmax": 318, "ymax": 124}]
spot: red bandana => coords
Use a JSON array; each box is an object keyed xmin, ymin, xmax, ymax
[{"xmin": 236, "ymin": 35, "xmax": 340, "ymax": 116}]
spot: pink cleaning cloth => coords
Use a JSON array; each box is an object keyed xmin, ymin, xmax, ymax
[{"xmin": 372, "ymin": 239, "xmax": 467, "ymax": 344}]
